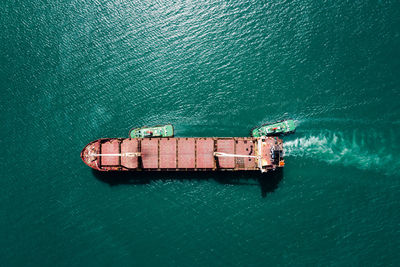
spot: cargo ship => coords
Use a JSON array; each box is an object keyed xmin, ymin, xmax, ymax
[{"xmin": 81, "ymin": 137, "xmax": 284, "ymax": 173}]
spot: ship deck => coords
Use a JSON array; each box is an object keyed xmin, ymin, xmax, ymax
[{"xmin": 81, "ymin": 137, "xmax": 283, "ymax": 172}]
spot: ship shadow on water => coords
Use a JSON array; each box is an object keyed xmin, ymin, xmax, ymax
[{"xmin": 92, "ymin": 169, "xmax": 283, "ymax": 197}]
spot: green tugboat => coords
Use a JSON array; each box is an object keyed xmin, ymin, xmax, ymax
[
  {"xmin": 129, "ymin": 124, "xmax": 174, "ymax": 138},
  {"xmin": 251, "ymin": 120, "xmax": 296, "ymax": 137}
]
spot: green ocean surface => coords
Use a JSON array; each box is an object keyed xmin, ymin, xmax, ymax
[{"xmin": 1, "ymin": 0, "xmax": 400, "ymax": 266}]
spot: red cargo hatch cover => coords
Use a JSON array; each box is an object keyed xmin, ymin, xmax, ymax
[
  {"xmin": 121, "ymin": 139, "xmax": 138, "ymax": 169},
  {"xmin": 178, "ymin": 138, "xmax": 195, "ymax": 168},
  {"xmin": 197, "ymin": 138, "xmax": 214, "ymax": 169},
  {"xmin": 159, "ymin": 138, "xmax": 176, "ymax": 169},
  {"xmin": 217, "ymin": 139, "xmax": 235, "ymax": 168},
  {"xmin": 141, "ymin": 138, "xmax": 159, "ymax": 169},
  {"xmin": 101, "ymin": 140, "xmax": 119, "ymax": 166}
]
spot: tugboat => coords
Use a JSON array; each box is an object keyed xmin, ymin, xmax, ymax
[
  {"xmin": 129, "ymin": 124, "xmax": 174, "ymax": 138},
  {"xmin": 251, "ymin": 120, "xmax": 296, "ymax": 137}
]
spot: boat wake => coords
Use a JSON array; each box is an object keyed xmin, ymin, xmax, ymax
[{"xmin": 284, "ymin": 130, "xmax": 400, "ymax": 176}]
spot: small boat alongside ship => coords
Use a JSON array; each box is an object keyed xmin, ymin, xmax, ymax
[
  {"xmin": 251, "ymin": 120, "xmax": 296, "ymax": 137},
  {"xmin": 129, "ymin": 124, "xmax": 174, "ymax": 138},
  {"xmin": 81, "ymin": 120, "xmax": 295, "ymax": 173}
]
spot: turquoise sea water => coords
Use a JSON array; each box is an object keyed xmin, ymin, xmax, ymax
[{"xmin": 1, "ymin": 0, "xmax": 400, "ymax": 266}]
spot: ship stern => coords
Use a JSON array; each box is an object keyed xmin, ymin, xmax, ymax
[{"xmin": 258, "ymin": 137, "xmax": 284, "ymax": 172}]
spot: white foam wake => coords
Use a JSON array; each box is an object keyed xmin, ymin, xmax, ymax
[{"xmin": 284, "ymin": 131, "xmax": 400, "ymax": 176}]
